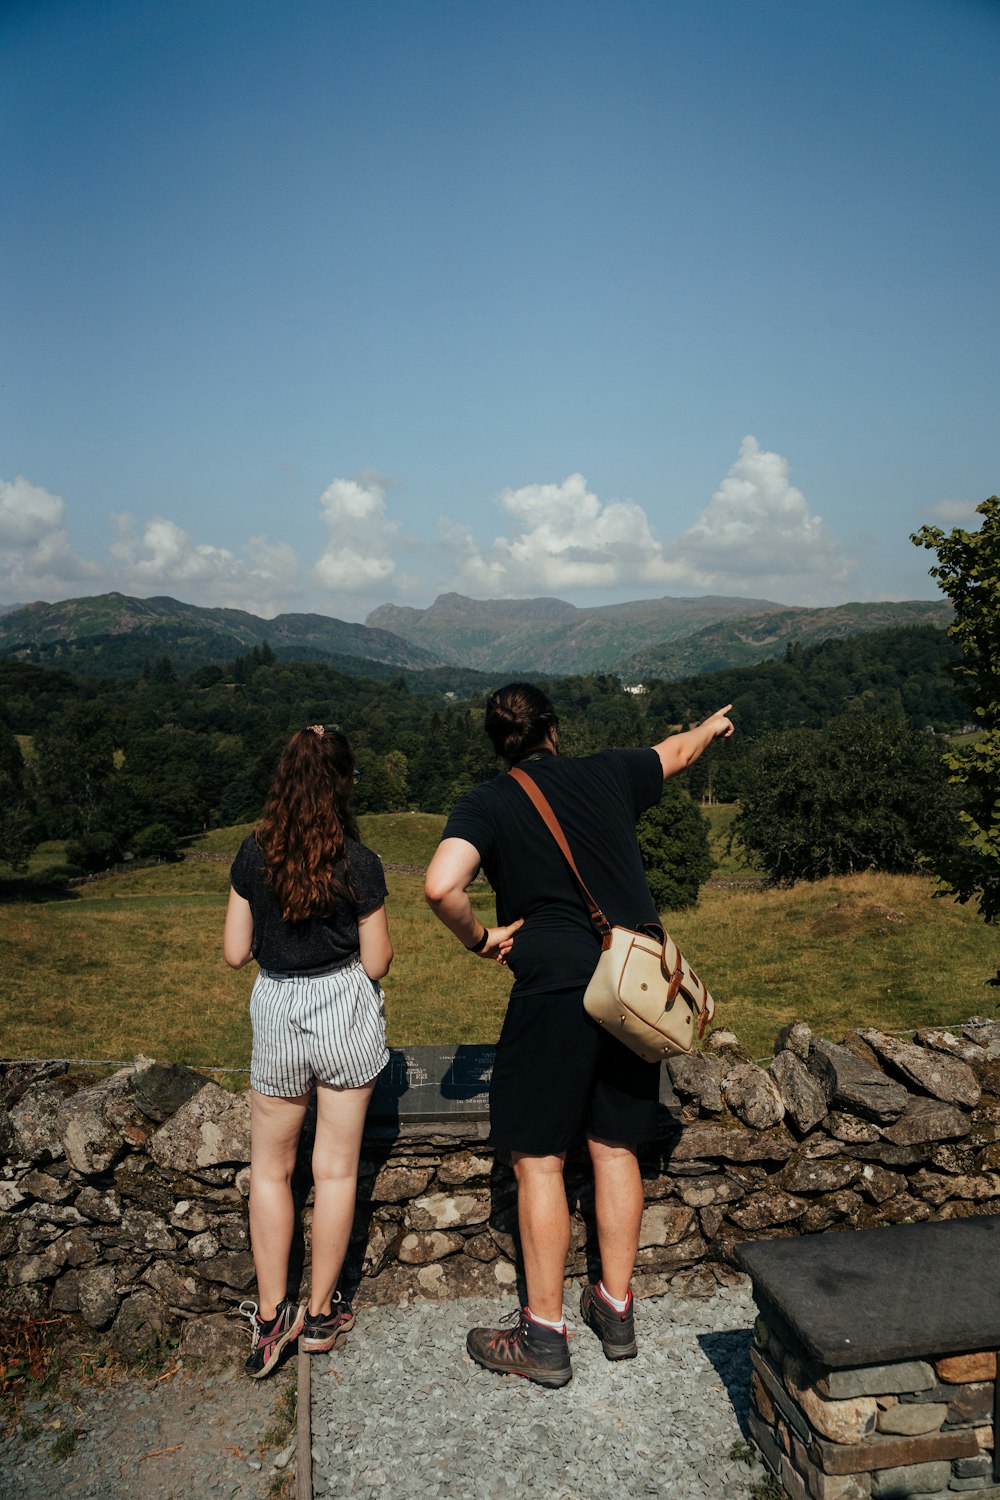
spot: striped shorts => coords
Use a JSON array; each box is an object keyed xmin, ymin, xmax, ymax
[{"xmin": 249, "ymin": 959, "xmax": 389, "ymax": 1097}]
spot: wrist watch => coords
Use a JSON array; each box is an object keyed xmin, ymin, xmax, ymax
[{"xmin": 466, "ymin": 926, "xmax": 489, "ymax": 953}]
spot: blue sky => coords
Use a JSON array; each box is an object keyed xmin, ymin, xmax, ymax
[{"xmin": 3, "ymin": 0, "xmax": 998, "ymax": 621}]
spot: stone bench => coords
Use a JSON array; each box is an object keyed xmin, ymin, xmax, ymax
[{"xmin": 738, "ymin": 1216, "xmax": 1000, "ymax": 1499}]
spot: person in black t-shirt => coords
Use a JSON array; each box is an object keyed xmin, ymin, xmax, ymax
[
  {"xmin": 425, "ymin": 683, "xmax": 733, "ymax": 1388},
  {"xmin": 224, "ymin": 725, "xmax": 393, "ymax": 1378}
]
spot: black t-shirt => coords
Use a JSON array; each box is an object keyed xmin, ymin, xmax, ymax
[
  {"xmin": 441, "ymin": 747, "xmax": 663, "ymax": 998},
  {"xmin": 230, "ymin": 834, "xmax": 387, "ymax": 973}
]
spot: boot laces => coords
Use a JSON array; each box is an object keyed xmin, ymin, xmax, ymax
[
  {"xmin": 488, "ymin": 1307, "xmax": 530, "ymax": 1355},
  {"xmin": 237, "ymin": 1300, "xmax": 263, "ymax": 1349}
]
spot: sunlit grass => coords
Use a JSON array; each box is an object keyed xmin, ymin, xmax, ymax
[
  {"xmin": 665, "ymin": 872, "xmax": 997, "ymax": 1056},
  {"xmin": 379, "ymin": 872, "xmax": 511, "ymax": 1045},
  {"xmin": 3, "ymin": 871, "xmax": 252, "ymax": 1066},
  {"xmin": 359, "ymin": 813, "xmax": 447, "ymax": 868},
  {"xmin": 187, "ymin": 824, "xmax": 254, "ymax": 855},
  {"xmin": 2, "ymin": 826, "xmax": 996, "ymax": 1068},
  {"xmin": 188, "ymin": 811, "xmax": 445, "ymax": 868},
  {"xmin": 0, "ymin": 850, "xmax": 508, "ymax": 1064},
  {"xmin": 701, "ymin": 803, "xmax": 761, "ymax": 879}
]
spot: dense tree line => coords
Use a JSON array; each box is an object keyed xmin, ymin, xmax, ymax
[
  {"xmin": 644, "ymin": 624, "xmax": 963, "ymax": 734},
  {"xmin": 913, "ymin": 497, "xmax": 1000, "ymax": 981},
  {"xmin": 0, "ymin": 622, "xmax": 970, "ymax": 883},
  {"xmin": 649, "ymin": 624, "xmax": 965, "ymax": 804},
  {"xmin": 732, "ymin": 707, "xmax": 961, "ymax": 882},
  {"xmin": 0, "ymin": 650, "xmax": 504, "ymax": 869}
]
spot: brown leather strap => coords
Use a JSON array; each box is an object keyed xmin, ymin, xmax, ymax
[{"xmin": 508, "ymin": 766, "xmax": 611, "ymax": 934}]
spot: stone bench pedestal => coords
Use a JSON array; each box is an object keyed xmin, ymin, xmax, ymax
[{"xmin": 738, "ymin": 1217, "xmax": 1000, "ymax": 1499}]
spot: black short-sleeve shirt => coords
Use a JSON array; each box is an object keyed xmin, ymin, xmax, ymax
[
  {"xmin": 230, "ymin": 834, "xmax": 387, "ymax": 973},
  {"xmin": 441, "ymin": 747, "xmax": 662, "ymax": 998}
]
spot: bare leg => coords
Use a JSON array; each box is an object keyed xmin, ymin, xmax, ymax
[
  {"xmin": 587, "ymin": 1134, "xmax": 644, "ymax": 1300},
  {"xmin": 511, "ymin": 1151, "xmax": 569, "ymax": 1322},
  {"xmin": 308, "ymin": 1081, "xmax": 375, "ymax": 1316},
  {"xmin": 249, "ymin": 1088, "xmax": 311, "ymax": 1318}
]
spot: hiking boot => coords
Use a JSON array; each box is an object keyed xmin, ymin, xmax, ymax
[
  {"xmin": 580, "ymin": 1283, "xmax": 637, "ymax": 1360},
  {"xmin": 239, "ymin": 1298, "xmax": 305, "ymax": 1378},
  {"xmin": 300, "ymin": 1293, "xmax": 355, "ymax": 1353},
  {"xmin": 466, "ymin": 1308, "xmax": 572, "ymax": 1389}
]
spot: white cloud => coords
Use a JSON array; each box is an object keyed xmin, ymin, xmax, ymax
[
  {"xmin": 0, "ymin": 471, "xmax": 399, "ymax": 618},
  {"xmin": 442, "ymin": 440, "xmax": 854, "ymax": 603},
  {"xmin": 0, "ymin": 475, "xmax": 99, "ymax": 598},
  {"xmin": 109, "ymin": 514, "xmax": 300, "ymax": 615},
  {"xmin": 313, "ymin": 477, "xmax": 399, "ymax": 591},
  {"xmin": 447, "ymin": 474, "xmax": 688, "ymax": 595},
  {"xmin": 0, "ymin": 445, "xmax": 858, "ymax": 619},
  {"xmin": 674, "ymin": 436, "xmax": 853, "ymax": 591},
  {"xmin": 0, "ymin": 475, "xmax": 65, "ymax": 545},
  {"xmin": 921, "ymin": 498, "xmax": 980, "ymax": 525}
]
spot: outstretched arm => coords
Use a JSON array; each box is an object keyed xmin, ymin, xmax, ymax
[
  {"xmin": 653, "ymin": 704, "xmax": 734, "ymax": 780},
  {"xmin": 424, "ymin": 837, "xmax": 522, "ymax": 961}
]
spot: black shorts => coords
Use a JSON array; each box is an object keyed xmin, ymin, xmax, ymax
[{"xmin": 488, "ymin": 985, "xmax": 662, "ymax": 1155}]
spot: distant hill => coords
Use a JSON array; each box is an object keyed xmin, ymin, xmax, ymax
[
  {"xmin": 638, "ymin": 623, "xmax": 965, "ymax": 738},
  {"xmin": 0, "ymin": 593, "xmax": 445, "ymax": 676},
  {"xmin": 366, "ymin": 591, "xmax": 784, "ymax": 673},
  {"xmin": 621, "ymin": 599, "xmax": 954, "ymax": 679},
  {"xmin": 366, "ymin": 591, "xmax": 952, "ymax": 677},
  {"xmin": 0, "ymin": 589, "xmax": 955, "ymax": 684}
]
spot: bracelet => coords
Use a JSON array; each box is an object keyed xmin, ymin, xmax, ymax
[{"xmin": 466, "ymin": 926, "xmax": 489, "ymax": 954}]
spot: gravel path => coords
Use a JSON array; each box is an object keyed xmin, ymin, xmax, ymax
[
  {"xmin": 0, "ymin": 1353, "xmax": 298, "ymax": 1500},
  {"xmin": 310, "ymin": 1280, "xmax": 761, "ymax": 1500},
  {"xmin": 0, "ymin": 1281, "xmax": 761, "ymax": 1499}
]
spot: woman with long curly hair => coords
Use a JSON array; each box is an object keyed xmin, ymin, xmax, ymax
[{"xmin": 223, "ymin": 724, "xmax": 393, "ymax": 1378}]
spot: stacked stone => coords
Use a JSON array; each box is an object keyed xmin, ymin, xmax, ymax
[
  {"xmin": 343, "ymin": 1124, "xmax": 513, "ymax": 1302},
  {"xmin": 354, "ymin": 1127, "xmax": 743, "ymax": 1303},
  {"xmin": 0, "ymin": 1057, "xmax": 741, "ymax": 1339},
  {"xmin": 0, "ymin": 1059, "xmax": 545, "ymax": 1345},
  {"xmin": 0, "ymin": 1060, "xmax": 256, "ymax": 1353},
  {"xmin": 4, "ymin": 1014, "xmax": 1000, "ymax": 1349},
  {"xmin": 749, "ymin": 1306, "xmax": 996, "ymax": 1499},
  {"xmin": 655, "ymin": 1016, "xmax": 1000, "ymax": 1295}
]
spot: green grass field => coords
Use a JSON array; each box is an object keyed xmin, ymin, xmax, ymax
[
  {"xmin": 1, "ymin": 815, "xmax": 996, "ymax": 1067},
  {"xmin": 702, "ymin": 803, "xmax": 761, "ymax": 878},
  {"xmin": 188, "ymin": 811, "xmax": 447, "ymax": 868}
]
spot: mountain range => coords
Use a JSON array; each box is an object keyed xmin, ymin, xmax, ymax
[
  {"xmin": 0, "ymin": 590, "xmax": 952, "ymax": 682},
  {"xmin": 366, "ymin": 592, "xmax": 951, "ymax": 677},
  {"xmin": 0, "ymin": 593, "xmax": 441, "ymax": 677}
]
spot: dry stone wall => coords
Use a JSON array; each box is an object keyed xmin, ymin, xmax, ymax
[
  {"xmin": 3, "ymin": 1016, "xmax": 1000, "ymax": 1351},
  {"xmin": 749, "ymin": 1317, "xmax": 997, "ymax": 1498}
]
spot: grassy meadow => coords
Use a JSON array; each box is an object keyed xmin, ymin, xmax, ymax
[
  {"xmin": 1, "ymin": 812, "xmax": 996, "ymax": 1069},
  {"xmin": 702, "ymin": 803, "xmax": 757, "ymax": 879}
]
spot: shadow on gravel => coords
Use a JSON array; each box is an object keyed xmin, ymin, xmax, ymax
[{"xmin": 697, "ymin": 1327, "xmax": 754, "ymax": 1439}]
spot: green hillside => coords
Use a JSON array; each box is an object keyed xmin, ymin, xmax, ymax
[
  {"xmin": 0, "ymin": 592, "xmax": 444, "ymax": 676},
  {"xmin": 366, "ymin": 590, "xmax": 783, "ymax": 673},
  {"xmin": 623, "ymin": 599, "xmax": 953, "ymax": 679},
  {"xmin": 0, "ymin": 588, "xmax": 955, "ymax": 683}
]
